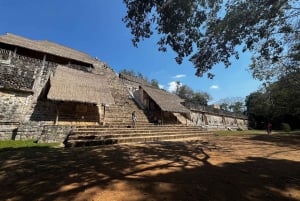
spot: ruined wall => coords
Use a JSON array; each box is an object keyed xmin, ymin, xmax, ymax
[
  {"xmin": 0, "ymin": 90, "xmax": 29, "ymax": 122},
  {"xmin": 0, "ymin": 90, "xmax": 29, "ymax": 140},
  {"xmin": 0, "ymin": 46, "xmax": 116, "ymax": 141},
  {"xmin": 189, "ymin": 110, "xmax": 248, "ymax": 130},
  {"xmin": 0, "ymin": 48, "xmax": 58, "ymax": 120}
]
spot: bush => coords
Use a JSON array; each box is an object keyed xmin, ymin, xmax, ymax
[{"xmin": 281, "ymin": 123, "xmax": 291, "ymax": 132}]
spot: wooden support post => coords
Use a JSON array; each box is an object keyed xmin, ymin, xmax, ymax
[{"xmin": 13, "ymin": 47, "xmax": 17, "ymax": 57}]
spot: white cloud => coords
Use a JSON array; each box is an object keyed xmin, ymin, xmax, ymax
[
  {"xmin": 167, "ymin": 81, "xmax": 180, "ymax": 92},
  {"xmin": 172, "ymin": 74, "xmax": 186, "ymax": 79},
  {"xmin": 159, "ymin": 84, "xmax": 164, "ymax": 89},
  {"xmin": 210, "ymin": 85, "xmax": 219, "ymax": 90}
]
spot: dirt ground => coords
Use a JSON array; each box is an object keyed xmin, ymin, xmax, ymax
[{"xmin": 1, "ymin": 134, "xmax": 300, "ymax": 201}]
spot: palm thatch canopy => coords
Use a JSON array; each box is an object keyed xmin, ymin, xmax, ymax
[
  {"xmin": 47, "ymin": 65, "xmax": 114, "ymax": 105},
  {"xmin": 141, "ymin": 85, "xmax": 190, "ymax": 113},
  {"xmin": 0, "ymin": 33, "xmax": 95, "ymax": 64}
]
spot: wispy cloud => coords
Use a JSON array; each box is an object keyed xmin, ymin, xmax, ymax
[
  {"xmin": 210, "ymin": 85, "xmax": 219, "ymax": 90},
  {"xmin": 172, "ymin": 74, "xmax": 186, "ymax": 79},
  {"xmin": 159, "ymin": 84, "xmax": 164, "ymax": 89},
  {"xmin": 167, "ymin": 81, "xmax": 180, "ymax": 92}
]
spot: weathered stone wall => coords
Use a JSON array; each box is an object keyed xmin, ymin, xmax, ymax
[
  {"xmin": 38, "ymin": 125, "xmax": 72, "ymax": 143},
  {"xmin": 189, "ymin": 111, "xmax": 248, "ymax": 130},
  {"xmin": 0, "ymin": 90, "xmax": 29, "ymax": 123},
  {"xmin": 0, "ymin": 123, "xmax": 19, "ymax": 140},
  {"xmin": 0, "ymin": 63, "xmax": 35, "ymax": 90},
  {"xmin": 0, "ymin": 46, "xmax": 117, "ymax": 142},
  {"xmin": 0, "ymin": 47, "xmax": 91, "ymax": 141}
]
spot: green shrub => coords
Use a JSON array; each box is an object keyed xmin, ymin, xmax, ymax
[{"xmin": 281, "ymin": 123, "xmax": 291, "ymax": 132}]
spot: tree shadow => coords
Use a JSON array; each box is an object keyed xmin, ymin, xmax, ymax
[
  {"xmin": 247, "ymin": 134, "xmax": 300, "ymax": 148},
  {"xmin": 0, "ymin": 140, "xmax": 299, "ymax": 201}
]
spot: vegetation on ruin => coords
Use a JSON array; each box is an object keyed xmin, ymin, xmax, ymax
[{"xmin": 119, "ymin": 69, "xmax": 160, "ymax": 88}]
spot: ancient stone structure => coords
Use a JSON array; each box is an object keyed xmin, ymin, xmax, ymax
[
  {"xmin": 120, "ymin": 75, "xmax": 248, "ymax": 130},
  {"xmin": 0, "ymin": 33, "xmax": 248, "ymax": 143}
]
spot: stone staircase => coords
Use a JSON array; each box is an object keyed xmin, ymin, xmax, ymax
[
  {"xmin": 63, "ymin": 71, "xmax": 211, "ymax": 147},
  {"xmin": 64, "ymin": 124, "xmax": 211, "ymax": 147},
  {"xmin": 103, "ymin": 76, "xmax": 150, "ymax": 127}
]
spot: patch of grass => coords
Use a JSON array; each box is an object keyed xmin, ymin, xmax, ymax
[{"xmin": 0, "ymin": 140, "xmax": 59, "ymax": 149}]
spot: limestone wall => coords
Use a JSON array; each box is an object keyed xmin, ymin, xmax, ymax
[
  {"xmin": 189, "ymin": 110, "xmax": 248, "ymax": 130},
  {"xmin": 0, "ymin": 46, "xmax": 119, "ymax": 141},
  {"xmin": 0, "ymin": 90, "xmax": 29, "ymax": 123}
]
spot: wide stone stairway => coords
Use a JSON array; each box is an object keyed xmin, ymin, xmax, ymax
[
  {"xmin": 64, "ymin": 76, "xmax": 211, "ymax": 147},
  {"xmin": 64, "ymin": 125, "xmax": 211, "ymax": 147}
]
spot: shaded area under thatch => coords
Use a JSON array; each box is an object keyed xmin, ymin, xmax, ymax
[
  {"xmin": 141, "ymin": 85, "xmax": 190, "ymax": 114},
  {"xmin": 47, "ymin": 65, "xmax": 114, "ymax": 105},
  {"xmin": 0, "ymin": 33, "xmax": 95, "ymax": 64}
]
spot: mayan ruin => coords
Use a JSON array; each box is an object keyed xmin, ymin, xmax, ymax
[{"xmin": 0, "ymin": 33, "xmax": 248, "ymax": 145}]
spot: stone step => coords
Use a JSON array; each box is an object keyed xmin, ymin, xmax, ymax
[
  {"xmin": 74, "ymin": 125, "xmax": 202, "ymax": 132},
  {"xmin": 75, "ymin": 124, "xmax": 195, "ymax": 129},
  {"xmin": 64, "ymin": 124, "xmax": 210, "ymax": 147},
  {"xmin": 104, "ymin": 115, "xmax": 149, "ymax": 119},
  {"xmin": 70, "ymin": 128, "xmax": 207, "ymax": 135},
  {"xmin": 105, "ymin": 109, "xmax": 147, "ymax": 114},
  {"xmin": 66, "ymin": 132, "xmax": 210, "ymax": 147},
  {"xmin": 68, "ymin": 131, "xmax": 209, "ymax": 141}
]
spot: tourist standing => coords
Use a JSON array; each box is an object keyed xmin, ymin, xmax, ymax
[{"xmin": 132, "ymin": 111, "xmax": 137, "ymax": 128}]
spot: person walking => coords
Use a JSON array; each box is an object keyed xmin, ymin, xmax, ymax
[{"xmin": 132, "ymin": 111, "xmax": 137, "ymax": 128}]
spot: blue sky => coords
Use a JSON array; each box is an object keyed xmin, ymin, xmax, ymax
[{"xmin": 0, "ymin": 0, "xmax": 262, "ymax": 103}]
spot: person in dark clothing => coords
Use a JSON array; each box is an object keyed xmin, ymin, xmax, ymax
[{"xmin": 267, "ymin": 122, "xmax": 272, "ymax": 135}]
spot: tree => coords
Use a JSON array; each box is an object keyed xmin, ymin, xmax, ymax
[
  {"xmin": 220, "ymin": 103, "xmax": 229, "ymax": 111},
  {"xmin": 175, "ymin": 84, "xmax": 194, "ymax": 100},
  {"xmin": 245, "ymin": 91, "xmax": 271, "ymax": 128},
  {"xmin": 189, "ymin": 92, "xmax": 211, "ymax": 106},
  {"xmin": 119, "ymin": 69, "xmax": 136, "ymax": 77},
  {"xmin": 246, "ymin": 71, "xmax": 300, "ymax": 129},
  {"xmin": 231, "ymin": 101, "xmax": 244, "ymax": 113},
  {"xmin": 175, "ymin": 82, "xmax": 211, "ymax": 105},
  {"xmin": 150, "ymin": 79, "xmax": 160, "ymax": 88},
  {"xmin": 123, "ymin": 0, "xmax": 299, "ymax": 80},
  {"xmin": 119, "ymin": 69, "xmax": 149, "ymax": 83},
  {"xmin": 217, "ymin": 97, "xmax": 245, "ymax": 112}
]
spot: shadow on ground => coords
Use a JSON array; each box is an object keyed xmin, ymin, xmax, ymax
[
  {"xmin": 0, "ymin": 136, "xmax": 299, "ymax": 201},
  {"xmin": 247, "ymin": 133, "xmax": 300, "ymax": 148}
]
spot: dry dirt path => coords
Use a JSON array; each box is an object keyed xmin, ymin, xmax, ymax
[{"xmin": 1, "ymin": 134, "xmax": 300, "ymax": 201}]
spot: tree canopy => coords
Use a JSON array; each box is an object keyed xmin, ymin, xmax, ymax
[
  {"xmin": 246, "ymin": 71, "xmax": 300, "ymax": 129},
  {"xmin": 123, "ymin": 0, "xmax": 299, "ymax": 80},
  {"xmin": 217, "ymin": 97, "xmax": 245, "ymax": 113},
  {"xmin": 175, "ymin": 81, "xmax": 211, "ymax": 105}
]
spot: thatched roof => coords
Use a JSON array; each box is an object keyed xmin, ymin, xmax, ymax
[
  {"xmin": 47, "ymin": 65, "xmax": 115, "ymax": 105},
  {"xmin": 0, "ymin": 33, "xmax": 95, "ymax": 64},
  {"xmin": 141, "ymin": 85, "xmax": 190, "ymax": 113}
]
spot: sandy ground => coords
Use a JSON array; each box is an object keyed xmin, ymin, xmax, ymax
[{"xmin": 0, "ymin": 134, "xmax": 300, "ymax": 201}]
